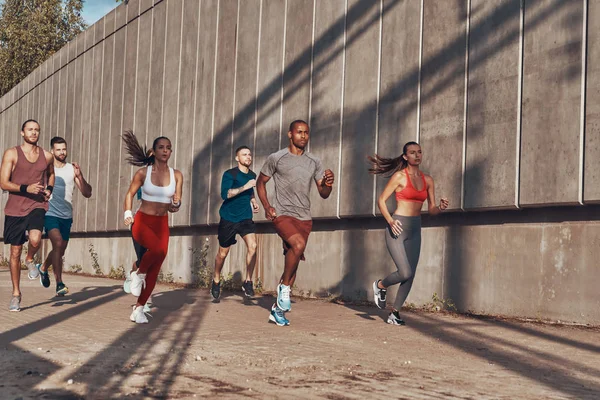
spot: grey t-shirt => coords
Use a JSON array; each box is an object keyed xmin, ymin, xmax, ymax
[{"xmin": 260, "ymin": 148, "xmax": 325, "ymax": 221}]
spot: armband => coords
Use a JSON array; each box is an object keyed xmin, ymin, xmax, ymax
[
  {"xmin": 20, "ymin": 184, "xmax": 28, "ymax": 193},
  {"xmin": 46, "ymin": 185, "xmax": 53, "ymax": 193},
  {"xmin": 124, "ymin": 210, "xmax": 133, "ymax": 220}
]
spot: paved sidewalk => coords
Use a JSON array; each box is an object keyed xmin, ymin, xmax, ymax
[{"xmin": 1, "ymin": 268, "xmax": 599, "ymax": 400}]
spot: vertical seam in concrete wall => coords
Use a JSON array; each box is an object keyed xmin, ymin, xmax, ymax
[
  {"xmin": 515, "ymin": 0, "xmax": 524, "ymax": 208},
  {"xmin": 189, "ymin": 0, "xmax": 203, "ymax": 223},
  {"xmin": 579, "ymin": 0, "xmax": 588, "ymax": 205},
  {"xmin": 208, "ymin": 0, "xmax": 221, "ymax": 225},
  {"xmin": 57, "ymin": 52, "xmax": 62, "ymax": 138},
  {"xmin": 416, "ymin": 0, "xmax": 424, "ymax": 142},
  {"xmin": 279, "ymin": 0, "xmax": 288, "ymax": 150},
  {"xmin": 372, "ymin": 0, "xmax": 383, "ymax": 216},
  {"xmin": 105, "ymin": 25, "xmax": 117, "ymax": 230},
  {"xmin": 461, "ymin": 0, "xmax": 471, "ymax": 212},
  {"xmin": 159, "ymin": 2, "xmax": 169, "ymax": 137},
  {"xmin": 174, "ymin": 0, "xmax": 185, "ymax": 173},
  {"xmin": 130, "ymin": 6, "xmax": 141, "ymax": 210},
  {"xmin": 254, "ymin": 0, "xmax": 263, "ymax": 154},
  {"xmin": 308, "ymin": 0, "xmax": 316, "ymax": 130},
  {"xmin": 231, "ymin": 0, "xmax": 241, "ymax": 166},
  {"xmin": 336, "ymin": 0, "xmax": 348, "ymax": 219}
]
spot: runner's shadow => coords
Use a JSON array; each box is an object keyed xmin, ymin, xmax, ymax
[{"xmin": 19, "ymin": 285, "xmax": 122, "ymax": 311}]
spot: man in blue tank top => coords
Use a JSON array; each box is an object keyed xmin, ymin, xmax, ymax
[
  {"xmin": 38, "ymin": 137, "xmax": 92, "ymax": 296},
  {"xmin": 211, "ymin": 146, "xmax": 259, "ymax": 300}
]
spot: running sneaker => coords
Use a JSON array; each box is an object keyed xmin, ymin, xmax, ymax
[
  {"xmin": 9, "ymin": 295, "xmax": 21, "ymax": 312},
  {"xmin": 210, "ymin": 280, "xmax": 221, "ymax": 300},
  {"xmin": 123, "ymin": 271, "xmax": 132, "ymax": 294},
  {"xmin": 373, "ymin": 280, "xmax": 387, "ymax": 309},
  {"xmin": 56, "ymin": 282, "xmax": 69, "ymax": 297},
  {"xmin": 143, "ymin": 301, "xmax": 152, "ymax": 314},
  {"xmin": 387, "ymin": 310, "xmax": 405, "ymax": 326},
  {"xmin": 38, "ymin": 265, "xmax": 50, "ymax": 288},
  {"xmin": 130, "ymin": 271, "xmax": 146, "ymax": 297},
  {"xmin": 276, "ymin": 283, "xmax": 291, "ymax": 311},
  {"xmin": 242, "ymin": 281, "xmax": 255, "ymax": 298},
  {"xmin": 269, "ymin": 303, "xmax": 289, "ymax": 326},
  {"xmin": 26, "ymin": 260, "xmax": 39, "ymax": 280},
  {"xmin": 129, "ymin": 305, "xmax": 149, "ymax": 324}
]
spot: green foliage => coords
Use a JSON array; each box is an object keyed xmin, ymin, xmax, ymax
[
  {"xmin": 189, "ymin": 240, "xmax": 211, "ymax": 288},
  {"xmin": 0, "ymin": 0, "xmax": 87, "ymax": 96},
  {"xmin": 88, "ymin": 243, "xmax": 102, "ymax": 275},
  {"xmin": 108, "ymin": 265, "xmax": 126, "ymax": 280},
  {"xmin": 420, "ymin": 292, "xmax": 457, "ymax": 313},
  {"xmin": 157, "ymin": 270, "xmax": 174, "ymax": 284},
  {"xmin": 68, "ymin": 264, "xmax": 82, "ymax": 273}
]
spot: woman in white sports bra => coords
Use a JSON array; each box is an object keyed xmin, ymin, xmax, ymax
[{"xmin": 122, "ymin": 130, "xmax": 183, "ymax": 324}]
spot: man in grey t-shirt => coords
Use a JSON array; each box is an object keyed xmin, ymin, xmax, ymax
[{"xmin": 257, "ymin": 119, "xmax": 335, "ymax": 326}]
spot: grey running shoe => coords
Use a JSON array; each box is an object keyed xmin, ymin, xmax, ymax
[
  {"xmin": 9, "ymin": 295, "xmax": 21, "ymax": 312},
  {"xmin": 387, "ymin": 311, "xmax": 405, "ymax": 326},
  {"xmin": 211, "ymin": 280, "xmax": 221, "ymax": 300},
  {"xmin": 242, "ymin": 281, "xmax": 255, "ymax": 298},
  {"xmin": 27, "ymin": 260, "xmax": 39, "ymax": 280},
  {"xmin": 373, "ymin": 280, "xmax": 387, "ymax": 309}
]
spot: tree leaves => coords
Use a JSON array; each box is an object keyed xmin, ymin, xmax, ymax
[{"xmin": 0, "ymin": 0, "xmax": 87, "ymax": 96}]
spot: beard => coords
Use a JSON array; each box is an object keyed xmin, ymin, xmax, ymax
[
  {"xmin": 55, "ymin": 155, "xmax": 67, "ymax": 162},
  {"xmin": 23, "ymin": 136, "xmax": 39, "ymax": 145}
]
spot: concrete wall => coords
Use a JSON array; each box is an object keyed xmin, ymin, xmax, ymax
[{"xmin": 0, "ymin": 0, "xmax": 598, "ymax": 324}]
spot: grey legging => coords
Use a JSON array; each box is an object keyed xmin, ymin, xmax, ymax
[{"xmin": 381, "ymin": 215, "xmax": 421, "ymax": 310}]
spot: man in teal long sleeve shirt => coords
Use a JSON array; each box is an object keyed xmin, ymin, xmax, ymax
[{"xmin": 211, "ymin": 146, "xmax": 259, "ymax": 300}]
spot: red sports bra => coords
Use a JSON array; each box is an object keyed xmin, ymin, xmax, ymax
[{"xmin": 395, "ymin": 168, "xmax": 427, "ymax": 203}]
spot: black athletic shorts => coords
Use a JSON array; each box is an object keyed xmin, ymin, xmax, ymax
[
  {"xmin": 3, "ymin": 208, "xmax": 46, "ymax": 245},
  {"xmin": 217, "ymin": 218, "xmax": 256, "ymax": 248}
]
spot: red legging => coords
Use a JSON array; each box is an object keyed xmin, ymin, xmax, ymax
[{"xmin": 131, "ymin": 212, "xmax": 169, "ymax": 306}]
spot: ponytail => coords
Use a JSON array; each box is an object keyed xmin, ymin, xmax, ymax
[
  {"xmin": 122, "ymin": 130, "xmax": 155, "ymax": 166},
  {"xmin": 367, "ymin": 141, "xmax": 419, "ymax": 177}
]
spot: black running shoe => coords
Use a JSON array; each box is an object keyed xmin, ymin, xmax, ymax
[
  {"xmin": 387, "ymin": 310, "xmax": 405, "ymax": 326},
  {"xmin": 211, "ymin": 280, "xmax": 221, "ymax": 300},
  {"xmin": 242, "ymin": 281, "xmax": 255, "ymax": 298},
  {"xmin": 56, "ymin": 282, "xmax": 69, "ymax": 297},
  {"xmin": 39, "ymin": 265, "xmax": 50, "ymax": 288},
  {"xmin": 373, "ymin": 280, "xmax": 387, "ymax": 309}
]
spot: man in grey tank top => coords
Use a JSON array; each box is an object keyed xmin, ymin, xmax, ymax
[
  {"xmin": 257, "ymin": 120, "xmax": 335, "ymax": 326},
  {"xmin": 0, "ymin": 120, "xmax": 55, "ymax": 312}
]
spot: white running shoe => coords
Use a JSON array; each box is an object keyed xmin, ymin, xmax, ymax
[
  {"xmin": 26, "ymin": 260, "xmax": 39, "ymax": 280},
  {"xmin": 129, "ymin": 305, "xmax": 149, "ymax": 324},
  {"xmin": 123, "ymin": 271, "xmax": 132, "ymax": 294},
  {"xmin": 130, "ymin": 271, "xmax": 146, "ymax": 297}
]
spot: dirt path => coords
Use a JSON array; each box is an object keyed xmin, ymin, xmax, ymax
[{"xmin": 1, "ymin": 269, "xmax": 599, "ymax": 399}]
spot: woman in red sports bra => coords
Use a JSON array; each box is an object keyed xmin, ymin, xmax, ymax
[{"xmin": 368, "ymin": 141, "xmax": 449, "ymax": 326}]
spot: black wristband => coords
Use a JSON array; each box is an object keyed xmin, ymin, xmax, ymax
[
  {"xmin": 46, "ymin": 185, "xmax": 53, "ymax": 193},
  {"xmin": 20, "ymin": 184, "xmax": 28, "ymax": 193}
]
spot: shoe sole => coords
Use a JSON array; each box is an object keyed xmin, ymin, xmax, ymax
[
  {"xmin": 9, "ymin": 308, "xmax": 20, "ymax": 312},
  {"xmin": 56, "ymin": 290, "xmax": 69, "ymax": 297},
  {"xmin": 373, "ymin": 281, "xmax": 385, "ymax": 309}
]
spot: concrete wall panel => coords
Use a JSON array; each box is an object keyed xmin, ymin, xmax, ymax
[
  {"xmin": 161, "ymin": 0, "xmax": 183, "ymax": 138},
  {"xmin": 189, "ymin": 0, "xmax": 218, "ymax": 226},
  {"xmin": 376, "ymin": 0, "xmax": 421, "ymax": 215},
  {"xmin": 339, "ymin": 0, "xmax": 381, "ymax": 217},
  {"xmin": 209, "ymin": 0, "xmax": 238, "ymax": 224},
  {"xmin": 519, "ymin": 0, "xmax": 582, "ymax": 206},
  {"xmin": 87, "ymin": 42, "xmax": 105, "ymax": 232},
  {"xmin": 584, "ymin": 1, "xmax": 600, "ymax": 202},
  {"xmin": 308, "ymin": 0, "xmax": 345, "ymax": 219},
  {"xmin": 134, "ymin": 11, "xmax": 152, "ymax": 136},
  {"xmin": 419, "ymin": 0, "xmax": 467, "ymax": 211},
  {"xmin": 172, "ymin": 0, "xmax": 200, "ymax": 227},
  {"xmin": 127, "ymin": 0, "xmax": 140, "ymax": 22},
  {"xmin": 282, "ymin": 0, "xmax": 313, "ymax": 125},
  {"xmin": 254, "ymin": 0, "xmax": 286, "ymax": 183},
  {"xmin": 68, "ymin": 52, "xmax": 84, "ymax": 227},
  {"xmin": 465, "ymin": 0, "xmax": 520, "ymax": 209},
  {"xmin": 119, "ymin": 20, "xmax": 140, "ymax": 230},
  {"xmin": 107, "ymin": 27, "xmax": 127, "ymax": 231},
  {"xmin": 147, "ymin": 1, "xmax": 167, "ymax": 140},
  {"xmin": 96, "ymin": 33, "xmax": 115, "ymax": 232}
]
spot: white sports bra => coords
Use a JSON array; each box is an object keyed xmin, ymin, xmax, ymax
[{"xmin": 141, "ymin": 165, "xmax": 176, "ymax": 204}]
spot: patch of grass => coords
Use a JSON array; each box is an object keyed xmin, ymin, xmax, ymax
[
  {"xmin": 0, "ymin": 254, "xmax": 9, "ymax": 267},
  {"xmin": 69, "ymin": 264, "xmax": 83, "ymax": 273},
  {"xmin": 108, "ymin": 265, "xmax": 126, "ymax": 280},
  {"xmin": 189, "ymin": 239, "xmax": 211, "ymax": 288},
  {"xmin": 158, "ymin": 270, "xmax": 175, "ymax": 284},
  {"xmin": 420, "ymin": 292, "xmax": 457, "ymax": 313}
]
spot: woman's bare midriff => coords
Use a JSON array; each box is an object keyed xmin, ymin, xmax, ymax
[
  {"xmin": 393, "ymin": 199, "xmax": 423, "ymax": 217},
  {"xmin": 138, "ymin": 200, "xmax": 170, "ymax": 216}
]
